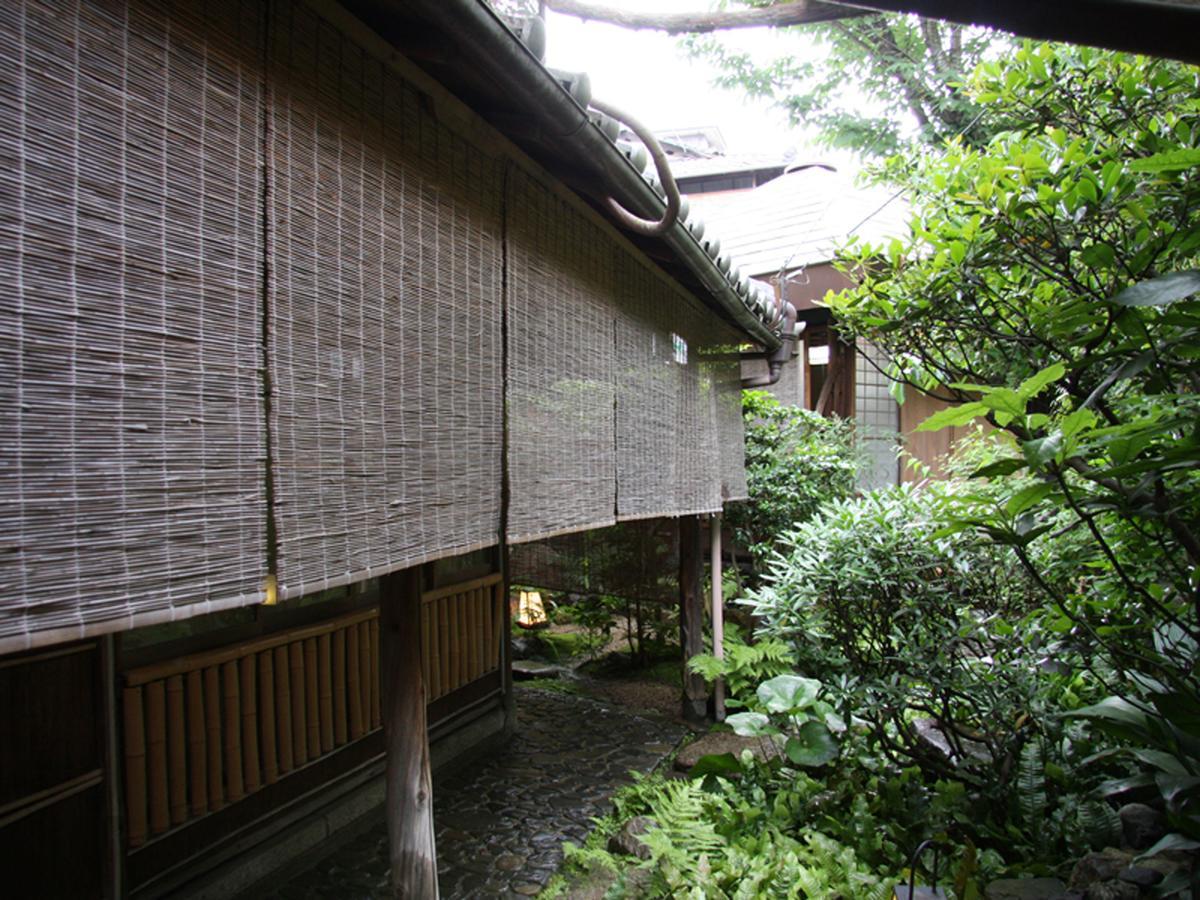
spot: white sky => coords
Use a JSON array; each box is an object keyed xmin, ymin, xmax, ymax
[{"xmin": 543, "ymin": 2, "xmax": 833, "ymax": 161}]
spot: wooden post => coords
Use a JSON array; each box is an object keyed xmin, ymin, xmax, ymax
[
  {"xmin": 679, "ymin": 514, "xmax": 708, "ymax": 725},
  {"xmin": 380, "ymin": 567, "xmax": 439, "ymax": 899},
  {"xmin": 710, "ymin": 512, "xmax": 726, "ymax": 722}
]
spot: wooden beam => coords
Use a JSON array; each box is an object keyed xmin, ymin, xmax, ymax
[
  {"xmin": 545, "ymin": 0, "xmax": 862, "ymax": 34},
  {"xmin": 380, "ymin": 568, "xmax": 439, "ymax": 899},
  {"xmin": 835, "ymin": 0, "xmax": 1200, "ymax": 67},
  {"xmin": 679, "ymin": 515, "xmax": 708, "ymax": 725}
]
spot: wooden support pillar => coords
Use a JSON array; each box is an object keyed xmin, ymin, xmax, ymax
[
  {"xmin": 380, "ymin": 568, "xmax": 439, "ymax": 900},
  {"xmin": 679, "ymin": 514, "xmax": 708, "ymax": 725},
  {"xmin": 711, "ymin": 512, "xmax": 726, "ymax": 722}
]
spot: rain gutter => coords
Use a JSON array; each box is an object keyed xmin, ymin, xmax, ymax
[{"xmin": 399, "ymin": 0, "xmax": 783, "ymax": 351}]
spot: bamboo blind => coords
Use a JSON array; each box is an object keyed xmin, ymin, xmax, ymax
[
  {"xmin": 121, "ymin": 576, "xmax": 501, "ymax": 847},
  {"xmin": 266, "ymin": 1, "xmax": 505, "ymax": 601},
  {"xmin": 2, "ymin": 0, "xmax": 749, "ymax": 653},
  {"xmin": 505, "ymin": 169, "xmax": 617, "ymax": 543},
  {"xmin": 0, "ymin": 0, "xmax": 267, "ymax": 654},
  {"xmin": 611, "ymin": 248, "xmax": 748, "ymax": 519},
  {"xmin": 715, "ymin": 355, "xmax": 749, "ymax": 503},
  {"xmin": 676, "ymin": 303, "xmax": 728, "ymax": 515},
  {"xmin": 613, "ymin": 256, "xmax": 684, "ymax": 521}
]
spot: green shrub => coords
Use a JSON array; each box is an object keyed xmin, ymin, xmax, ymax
[
  {"xmin": 742, "ymin": 483, "xmax": 1116, "ymax": 866},
  {"xmin": 725, "ymin": 391, "xmax": 861, "ymax": 577},
  {"xmin": 746, "ymin": 486, "xmax": 1040, "ymax": 788}
]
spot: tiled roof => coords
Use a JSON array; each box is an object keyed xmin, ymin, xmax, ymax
[
  {"xmin": 687, "ymin": 165, "xmax": 910, "ymax": 278},
  {"xmin": 668, "ymin": 152, "xmax": 789, "ymax": 180}
]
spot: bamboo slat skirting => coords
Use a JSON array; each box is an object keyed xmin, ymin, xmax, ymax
[
  {"xmin": 420, "ymin": 573, "xmax": 505, "ymax": 703},
  {"xmin": 121, "ymin": 576, "xmax": 503, "ymax": 848}
]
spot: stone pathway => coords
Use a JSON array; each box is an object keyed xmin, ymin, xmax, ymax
[{"xmin": 269, "ymin": 687, "xmax": 686, "ymax": 899}]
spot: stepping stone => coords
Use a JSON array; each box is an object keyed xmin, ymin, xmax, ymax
[
  {"xmin": 983, "ymin": 877, "xmax": 1066, "ymax": 899},
  {"xmin": 674, "ymin": 731, "xmax": 781, "ymax": 772},
  {"xmin": 512, "ymin": 659, "xmax": 561, "ymax": 680}
]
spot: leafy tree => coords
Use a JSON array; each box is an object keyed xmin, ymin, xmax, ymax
[
  {"xmin": 685, "ymin": 12, "xmax": 1000, "ymax": 155},
  {"xmin": 725, "ymin": 390, "xmax": 861, "ymax": 577},
  {"xmin": 828, "ymin": 43, "xmax": 1200, "ymax": 697}
]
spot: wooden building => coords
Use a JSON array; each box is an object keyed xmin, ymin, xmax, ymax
[
  {"xmin": 0, "ymin": 1, "xmax": 796, "ymax": 896},
  {"xmin": 688, "ymin": 162, "xmax": 982, "ymax": 486},
  {"xmin": 688, "ymin": 163, "xmax": 933, "ymax": 486}
]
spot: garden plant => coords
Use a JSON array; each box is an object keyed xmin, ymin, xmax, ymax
[{"xmin": 554, "ymin": 39, "xmax": 1200, "ymax": 900}]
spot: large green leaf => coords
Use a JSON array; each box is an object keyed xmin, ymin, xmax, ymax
[
  {"xmin": 1135, "ymin": 833, "xmax": 1200, "ymax": 860},
  {"xmin": 1098, "ymin": 773, "xmax": 1157, "ymax": 797},
  {"xmin": 1109, "ymin": 270, "xmax": 1200, "ymax": 307},
  {"xmin": 1129, "ymin": 748, "xmax": 1190, "ymax": 775},
  {"xmin": 757, "ymin": 674, "xmax": 822, "ymax": 714},
  {"xmin": 917, "ymin": 401, "xmax": 988, "ymax": 432},
  {"xmin": 969, "ymin": 457, "xmax": 1027, "ymax": 479},
  {"xmin": 1017, "ymin": 362, "xmax": 1066, "ymax": 399},
  {"xmin": 1021, "ymin": 431, "xmax": 1063, "ymax": 468},
  {"xmin": 1129, "ymin": 148, "xmax": 1200, "ymax": 173},
  {"xmin": 784, "ymin": 721, "xmax": 839, "ymax": 767},
  {"xmin": 1067, "ymin": 696, "xmax": 1152, "ymax": 726},
  {"xmin": 687, "ymin": 752, "xmax": 743, "ymax": 780},
  {"xmin": 726, "ymin": 712, "xmax": 773, "ymax": 737},
  {"xmin": 1005, "ymin": 482, "xmax": 1053, "ymax": 516},
  {"xmin": 1156, "ymin": 773, "xmax": 1200, "ymax": 805}
]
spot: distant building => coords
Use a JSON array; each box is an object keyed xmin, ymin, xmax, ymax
[
  {"xmin": 620, "ymin": 125, "xmax": 788, "ymax": 195},
  {"xmin": 688, "ymin": 162, "xmax": 919, "ymax": 488}
]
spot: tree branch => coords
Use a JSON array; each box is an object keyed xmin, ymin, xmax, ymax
[{"xmin": 543, "ymin": 0, "xmax": 865, "ymax": 34}]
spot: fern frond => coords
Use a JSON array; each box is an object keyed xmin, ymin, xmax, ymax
[{"xmin": 1016, "ymin": 740, "xmax": 1048, "ymax": 830}]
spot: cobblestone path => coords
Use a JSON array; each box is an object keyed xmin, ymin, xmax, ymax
[{"xmin": 270, "ymin": 687, "xmax": 685, "ymax": 899}]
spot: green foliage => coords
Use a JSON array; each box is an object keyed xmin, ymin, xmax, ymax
[
  {"xmin": 724, "ymin": 674, "xmax": 845, "ymax": 768},
  {"xmin": 572, "ymin": 771, "xmax": 892, "ymax": 899},
  {"xmin": 741, "ymin": 482, "xmax": 1123, "ymax": 866},
  {"xmin": 1068, "ymin": 683, "xmax": 1200, "ymax": 845},
  {"xmin": 744, "ymin": 484, "xmax": 1040, "ymax": 780},
  {"xmin": 820, "ymin": 39, "xmax": 1200, "ymax": 880},
  {"xmin": 685, "ymin": 12, "xmax": 1003, "ymax": 156},
  {"xmin": 686, "ymin": 622, "xmax": 797, "ymax": 708},
  {"xmin": 725, "ymin": 391, "xmax": 861, "ymax": 577}
]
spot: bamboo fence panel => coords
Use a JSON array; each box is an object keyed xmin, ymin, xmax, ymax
[
  {"xmin": 222, "ymin": 661, "xmax": 245, "ymax": 803},
  {"xmin": 258, "ymin": 651, "xmax": 278, "ymax": 785},
  {"xmin": 146, "ymin": 681, "xmax": 169, "ymax": 836},
  {"xmin": 121, "ymin": 608, "xmax": 383, "ymax": 848},
  {"xmin": 186, "ymin": 671, "xmax": 208, "ymax": 817},
  {"xmin": 123, "ymin": 687, "xmax": 148, "ymax": 849},
  {"xmin": 275, "ymin": 645, "xmax": 294, "ymax": 776},
  {"xmin": 240, "ymin": 655, "xmax": 261, "ymax": 794},
  {"xmin": 121, "ymin": 577, "xmax": 500, "ymax": 847},
  {"xmin": 420, "ymin": 573, "xmax": 504, "ymax": 702},
  {"xmin": 333, "ymin": 631, "xmax": 348, "ymax": 746},
  {"xmin": 303, "ymin": 639, "xmax": 320, "ymax": 761},
  {"xmin": 166, "ymin": 676, "xmax": 188, "ymax": 826}
]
